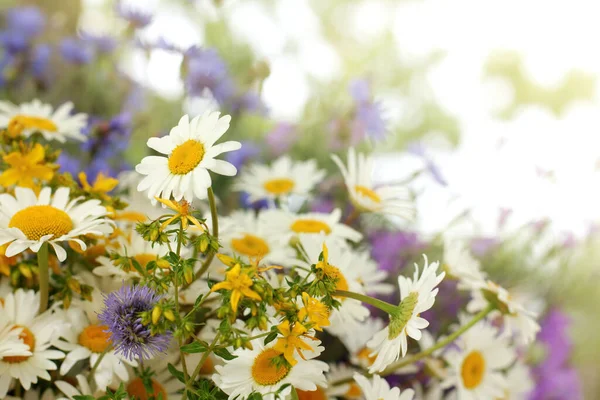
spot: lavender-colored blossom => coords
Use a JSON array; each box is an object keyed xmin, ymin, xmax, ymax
[
  {"xmin": 369, "ymin": 230, "xmax": 425, "ymax": 274},
  {"xmin": 470, "ymin": 237, "xmax": 499, "ymax": 257},
  {"xmin": 57, "ymin": 153, "xmax": 81, "ymax": 176},
  {"xmin": 115, "ymin": 1, "xmax": 153, "ymax": 28},
  {"xmin": 530, "ymin": 308, "xmax": 582, "ymax": 400},
  {"xmin": 240, "ymin": 192, "xmax": 269, "ymax": 211},
  {"xmin": 60, "ymin": 38, "xmax": 94, "ymax": 64},
  {"xmin": 231, "ymin": 92, "xmax": 268, "ymax": 115},
  {"xmin": 184, "ymin": 47, "xmax": 234, "ymax": 103},
  {"xmin": 7, "ymin": 6, "xmax": 45, "ymax": 38},
  {"xmin": 99, "ymin": 285, "xmax": 172, "ymax": 361},
  {"xmin": 31, "ymin": 44, "xmax": 51, "ymax": 79},
  {"xmin": 226, "ymin": 140, "xmax": 261, "ymax": 170},
  {"xmin": 407, "ymin": 141, "xmax": 447, "ymax": 186},
  {"xmin": 349, "ymin": 79, "xmax": 387, "ymax": 141},
  {"xmin": 266, "ymin": 122, "xmax": 296, "ymax": 155},
  {"xmin": 80, "ymin": 31, "xmax": 118, "ymax": 54}
]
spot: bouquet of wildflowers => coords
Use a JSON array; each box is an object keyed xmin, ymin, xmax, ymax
[{"xmin": 0, "ymin": 2, "xmax": 586, "ymax": 400}]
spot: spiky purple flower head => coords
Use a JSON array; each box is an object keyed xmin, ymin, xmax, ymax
[{"xmin": 99, "ymin": 285, "xmax": 171, "ymax": 361}]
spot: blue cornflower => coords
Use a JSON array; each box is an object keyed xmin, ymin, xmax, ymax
[
  {"xmin": 80, "ymin": 31, "xmax": 118, "ymax": 54},
  {"xmin": 116, "ymin": 1, "xmax": 153, "ymax": 28},
  {"xmin": 1, "ymin": 6, "xmax": 45, "ymax": 54},
  {"xmin": 99, "ymin": 285, "xmax": 172, "ymax": 361},
  {"xmin": 60, "ymin": 37, "xmax": 94, "ymax": 64},
  {"xmin": 184, "ymin": 47, "xmax": 235, "ymax": 103},
  {"xmin": 31, "ymin": 44, "xmax": 51, "ymax": 79}
]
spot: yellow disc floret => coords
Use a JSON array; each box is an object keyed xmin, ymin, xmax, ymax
[
  {"xmin": 354, "ymin": 185, "xmax": 381, "ymax": 204},
  {"xmin": 231, "ymin": 234, "xmax": 270, "ymax": 258},
  {"xmin": 8, "ymin": 115, "xmax": 57, "ymax": 137},
  {"xmin": 461, "ymin": 350, "xmax": 485, "ymax": 389},
  {"xmin": 78, "ymin": 324, "xmax": 111, "ymax": 353},
  {"xmin": 9, "ymin": 205, "xmax": 73, "ymax": 240},
  {"xmin": 168, "ymin": 140, "xmax": 205, "ymax": 175},
  {"xmin": 251, "ymin": 348, "xmax": 290, "ymax": 385},
  {"xmin": 263, "ymin": 178, "xmax": 295, "ymax": 195},
  {"xmin": 290, "ymin": 219, "xmax": 331, "ymax": 235}
]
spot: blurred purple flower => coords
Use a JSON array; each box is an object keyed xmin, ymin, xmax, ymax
[
  {"xmin": 232, "ymin": 92, "xmax": 268, "ymax": 116},
  {"xmin": 530, "ymin": 308, "xmax": 582, "ymax": 400},
  {"xmin": 80, "ymin": 31, "xmax": 118, "ymax": 54},
  {"xmin": 57, "ymin": 153, "xmax": 82, "ymax": 177},
  {"xmin": 349, "ymin": 79, "xmax": 387, "ymax": 141},
  {"xmin": 369, "ymin": 230, "xmax": 425, "ymax": 274},
  {"xmin": 60, "ymin": 38, "xmax": 94, "ymax": 64},
  {"xmin": 226, "ymin": 140, "xmax": 260, "ymax": 170},
  {"xmin": 407, "ymin": 141, "xmax": 447, "ymax": 186},
  {"xmin": 311, "ymin": 197, "xmax": 335, "ymax": 213},
  {"xmin": 30, "ymin": 44, "xmax": 51, "ymax": 79},
  {"xmin": 115, "ymin": 1, "xmax": 153, "ymax": 28},
  {"xmin": 99, "ymin": 285, "xmax": 171, "ymax": 361},
  {"xmin": 240, "ymin": 192, "xmax": 269, "ymax": 211},
  {"xmin": 266, "ymin": 123, "xmax": 296, "ymax": 155},
  {"xmin": 184, "ymin": 47, "xmax": 235, "ymax": 103},
  {"xmin": 470, "ymin": 237, "xmax": 499, "ymax": 257}
]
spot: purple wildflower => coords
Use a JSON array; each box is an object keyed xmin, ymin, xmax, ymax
[
  {"xmin": 99, "ymin": 285, "xmax": 172, "ymax": 361},
  {"xmin": 115, "ymin": 1, "xmax": 153, "ymax": 28},
  {"xmin": 30, "ymin": 44, "xmax": 51, "ymax": 79},
  {"xmin": 60, "ymin": 37, "xmax": 94, "ymax": 64},
  {"xmin": 1, "ymin": 7, "xmax": 45, "ymax": 53},
  {"xmin": 349, "ymin": 79, "xmax": 387, "ymax": 141},
  {"xmin": 266, "ymin": 123, "xmax": 297, "ymax": 155},
  {"xmin": 226, "ymin": 140, "xmax": 261, "ymax": 170},
  {"xmin": 80, "ymin": 31, "xmax": 118, "ymax": 54},
  {"xmin": 407, "ymin": 141, "xmax": 447, "ymax": 186},
  {"xmin": 184, "ymin": 47, "xmax": 235, "ymax": 103},
  {"xmin": 369, "ymin": 230, "xmax": 425, "ymax": 274},
  {"xmin": 231, "ymin": 92, "xmax": 268, "ymax": 115}
]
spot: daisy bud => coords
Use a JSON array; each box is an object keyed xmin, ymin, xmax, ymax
[{"xmin": 152, "ymin": 306, "xmax": 162, "ymax": 324}]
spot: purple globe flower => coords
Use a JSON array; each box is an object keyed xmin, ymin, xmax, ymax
[
  {"xmin": 348, "ymin": 79, "xmax": 387, "ymax": 141},
  {"xmin": 184, "ymin": 47, "xmax": 235, "ymax": 103},
  {"xmin": 60, "ymin": 37, "xmax": 94, "ymax": 64},
  {"xmin": 99, "ymin": 285, "xmax": 172, "ymax": 361},
  {"xmin": 115, "ymin": 1, "xmax": 153, "ymax": 28}
]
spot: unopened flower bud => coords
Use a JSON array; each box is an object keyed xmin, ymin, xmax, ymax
[
  {"xmin": 163, "ymin": 309, "xmax": 176, "ymax": 322},
  {"xmin": 152, "ymin": 306, "xmax": 162, "ymax": 324}
]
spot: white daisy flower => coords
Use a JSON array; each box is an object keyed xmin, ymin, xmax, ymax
[
  {"xmin": 56, "ymin": 374, "xmax": 97, "ymax": 400},
  {"xmin": 54, "ymin": 306, "xmax": 136, "ymax": 390},
  {"xmin": 324, "ymin": 363, "xmax": 363, "ymax": 399},
  {"xmin": 119, "ymin": 351, "xmax": 184, "ymax": 400},
  {"xmin": 135, "ymin": 112, "xmax": 241, "ymax": 203},
  {"xmin": 466, "ymin": 280, "xmax": 540, "ymax": 345},
  {"xmin": 93, "ymin": 230, "xmax": 171, "ymax": 280},
  {"xmin": 0, "ymin": 311, "xmax": 32, "ymax": 359},
  {"xmin": 353, "ymin": 373, "xmax": 415, "ymax": 400},
  {"xmin": 219, "ymin": 210, "xmax": 297, "ymax": 266},
  {"xmin": 0, "ymin": 289, "xmax": 65, "ymax": 397},
  {"xmin": 213, "ymin": 335, "xmax": 328, "ymax": 400},
  {"xmin": 234, "ymin": 156, "xmax": 325, "ymax": 203},
  {"xmin": 331, "ymin": 148, "xmax": 415, "ymax": 220},
  {"xmin": 0, "ymin": 187, "xmax": 113, "ymax": 262},
  {"xmin": 0, "ymin": 99, "xmax": 87, "ymax": 142},
  {"xmin": 501, "ymin": 361, "xmax": 534, "ymax": 400},
  {"xmin": 367, "ymin": 255, "xmax": 445, "ymax": 373},
  {"xmin": 339, "ymin": 317, "xmax": 386, "ymax": 368},
  {"xmin": 442, "ymin": 236, "xmax": 486, "ymax": 288},
  {"xmin": 261, "ymin": 208, "xmax": 362, "ymax": 245},
  {"xmin": 441, "ymin": 319, "xmax": 515, "ymax": 400},
  {"xmin": 297, "ymin": 235, "xmax": 370, "ymax": 335}
]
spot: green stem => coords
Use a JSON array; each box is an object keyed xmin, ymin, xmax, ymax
[
  {"xmin": 37, "ymin": 242, "xmax": 49, "ymax": 313},
  {"xmin": 195, "ymin": 187, "xmax": 219, "ymax": 280},
  {"xmin": 246, "ymin": 331, "xmax": 272, "ymax": 341},
  {"xmin": 333, "ymin": 290, "xmax": 398, "ymax": 315},
  {"xmin": 175, "ymin": 222, "xmax": 190, "ymax": 382},
  {"xmin": 184, "ymin": 332, "xmax": 221, "ymax": 396},
  {"xmin": 380, "ymin": 304, "xmax": 494, "ymax": 375}
]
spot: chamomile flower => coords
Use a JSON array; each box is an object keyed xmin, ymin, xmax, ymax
[
  {"xmin": 135, "ymin": 112, "xmax": 241, "ymax": 203},
  {"xmin": 0, "ymin": 312, "xmax": 32, "ymax": 359},
  {"xmin": 0, "ymin": 99, "xmax": 87, "ymax": 142},
  {"xmin": 213, "ymin": 335, "xmax": 328, "ymax": 400},
  {"xmin": 501, "ymin": 361, "xmax": 534, "ymax": 399},
  {"xmin": 93, "ymin": 231, "xmax": 170, "ymax": 280},
  {"xmin": 0, "ymin": 289, "xmax": 65, "ymax": 397},
  {"xmin": 331, "ymin": 148, "xmax": 414, "ymax": 220},
  {"xmin": 367, "ymin": 255, "xmax": 445, "ymax": 373},
  {"xmin": 296, "ymin": 235, "xmax": 370, "ymax": 335},
  {"xmin": 55, "ymin": 374, "xmax": 97, "ymax": 400},
  {"xmin": 467, "ymin": 280, "xmax": 540, "ymax": 345},
  {"xmin": 338, "ymin": 317, "xmax": 385, "ymax": 368},
  {"xmin": 219, "ymin": 210, "xmax": 296, "ymax": 265},
  {"xmin": 442, "ymin": 236, "xmax": 486, "ymax": 288},
  {"xmin": 262, "ymin": 208, "xmax": 362, "ymax": 244},
  {"xmin": 353, "ymin": 373, "xmax": 415, "ymax": 400},
  {"xmin": 441, "ymin": 319, "xmax": 515, "ymax": 400},
  {"xmin": 324, "ymin": 363, "xmax": 363, "ymax": 399},
  {"xmin": 0, "ymin": 187, "xmax": 113, "ymax": 262},
  {"xmin": 234, "ymin": 156, "xmax": 325, "ymax": 202},
  {"xmin": 54, "ymin": 307, "xmax": 136, "ymax": 390}
]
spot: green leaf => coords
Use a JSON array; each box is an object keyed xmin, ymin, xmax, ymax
[
  {"xmin": 248, "ymin": 392, "xmax": 263, "ymax": 400},
  {"xmin": 168, "ymin": 363, "xmax": 186, "ymax": 383},
  {"xmin": 181, "ymin": 341, "xmax": 208, "ymax": 354},
  {"xmin": 214, "ymin": 347, "xmax": 237, "ymax": 360},
  {"xmin": 290, "ymin": 387, "xmax": 299, "ymax": 400},
  {"xmin": 73, "ymin": 396, "xmax": 95, "ymax": 400},
  {"xmin": 263, "ymin": 331, "xmax": 278, "ymax": 346}
]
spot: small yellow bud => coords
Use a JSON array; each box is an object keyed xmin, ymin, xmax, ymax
[
  {"xmin": 216, "ymin": 253, "xmax": 236, "ymax": 267},
  {"xmin": 67, "ymin": 278, "xmax": 81, "ymax": 294},
  {"xmin": 150, "ymin": 229, "xmax": 159, "ymax": 242},
  {"xmin": 199, "ymin": 235, "xmax": 209, "ymax": 253},
  {"xmin": 152, "ymin": 306, "xmax": 162, "ymax": 324},
  {"xmin": 156, "ymin": 259, "xmax": 171, "ymax": 270},
  {"xmin": 163, "ymin": 309, "xmax": 176, "ymax": 322},
  {"xmin": 19, "ymin": 264, "xmax": 32, "ymax": 279},
  {"xmin": 184, "ymin": 266, "xmax": 194, "ymax": 284}
]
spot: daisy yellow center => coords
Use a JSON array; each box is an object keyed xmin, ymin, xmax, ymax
[
  {"xmin": 78, "ymin": 324, "xmax": 111, "ymax": 353},
  {"xmin": 290, "ymin": 219, "xmax": 331, "ymax": 235},
  {"xmin": 461, "ymin": 351, "xmax": 486, "ymax": 389},
  {"xmin": 8, "ymin": 115, "xmax": 58, "ymax": 136},
  {"xmin": 251, "ymin": 349, "xmax": 290, "ymax": 385},
  {"xmin": 9, "ymin": 205, "xmax": 73, "ymax": 240},
  {"xmin": 127, "ymin": 378, "xmax": 167, "ymax": 400},
  {"xmin": 325, "ymin": 265, "xmax": 349, "ymax": 292},
  {"xmin": 345, "ymin": 383, "xmax": 362, "ymax": 398},
  {"xmin": 3, "ymin": 326, "xmax": 35, "ymax": 363},
  {"xmin": 168, "ymin": 140, "xmax": 205, "ymax": 175},
  {"xmin": 354, "ymin": 185, "xmax": 381, "ymax": 203},
  {"xmin": 297, "ymin": 387, "xmax": 327, "ymax": 400},
  {"xmin": 231, "ymin": 234, "xmax": 270, "ymax": 257},
  {"xmin": 263, "ymin": 178, "xmax": 295, "ymax": 195},
  {"xmin": 357, "ymin": 347, "xmax": 377, "ymax": 365}
]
